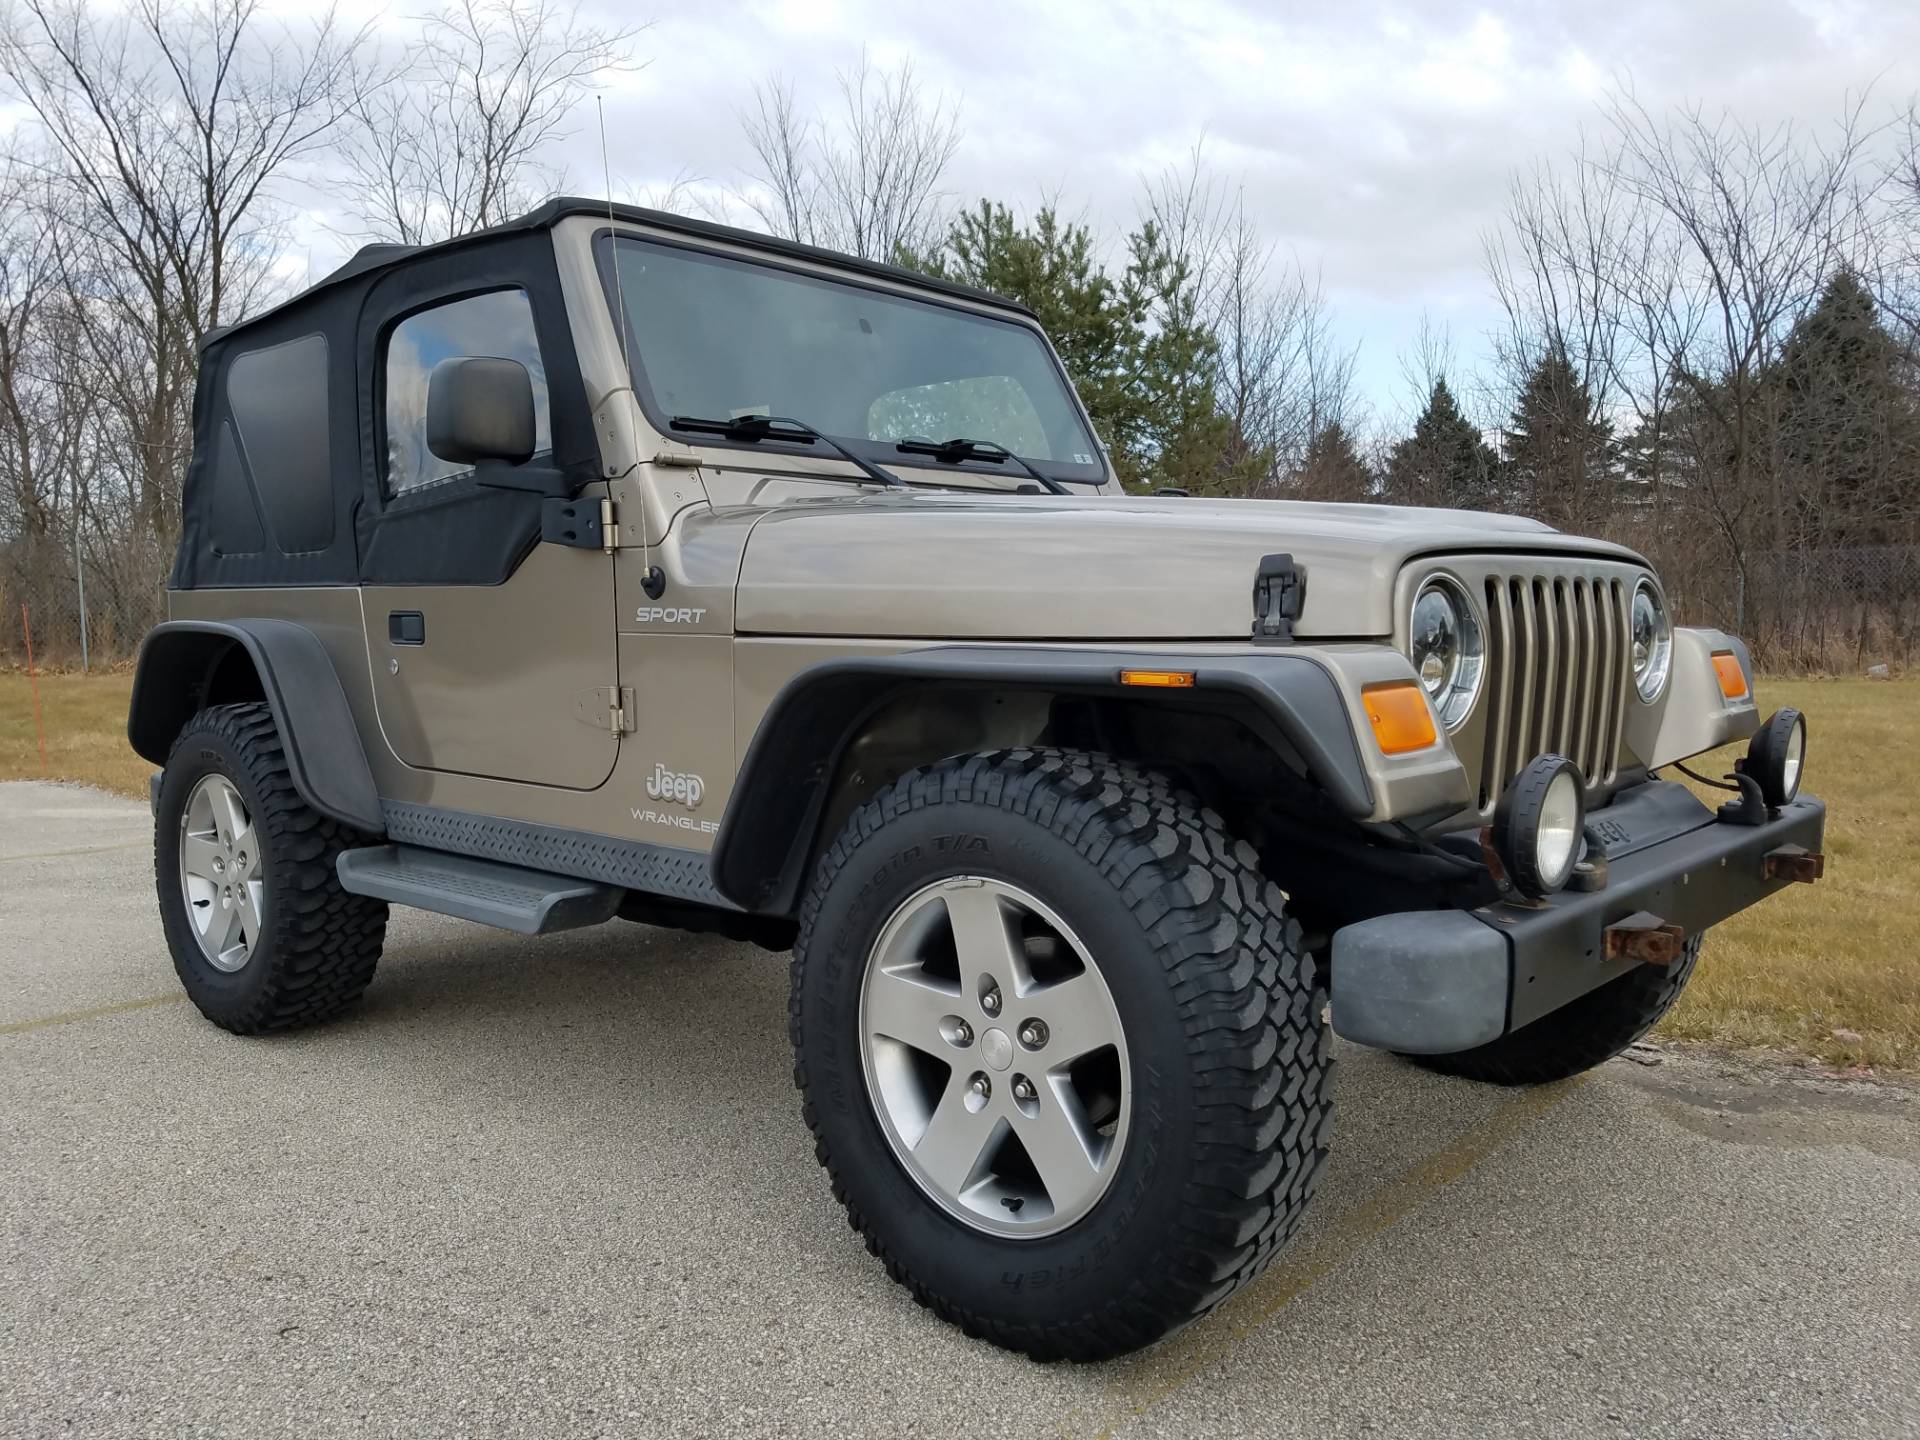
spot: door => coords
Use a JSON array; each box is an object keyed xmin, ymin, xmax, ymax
[{"xmin": 358, "ymin": 264, "xmax": 619, "ymax": 791}]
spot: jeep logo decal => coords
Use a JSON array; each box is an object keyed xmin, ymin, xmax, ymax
[{"xmin": 645, "ymin": 763, "xmax": 705, "ymax": 809}]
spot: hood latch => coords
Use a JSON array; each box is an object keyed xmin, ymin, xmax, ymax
[{"xmin": 1251, "ymin": 553, "xmax": 1305, "ymax": 643}]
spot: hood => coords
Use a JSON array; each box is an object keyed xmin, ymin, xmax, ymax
[{"xmin": 733, "ymin": 491, "xmax": 1646, "ymax": 641}]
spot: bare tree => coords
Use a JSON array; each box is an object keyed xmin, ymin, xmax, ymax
[
  {"xmin": 339, "ymin": 0, "xmax": 642, "ymax": 245},
  {"xmin": 1881, "ymin": 102, "xmax": 1920, "ymax": 346},
  {"xmin": 1393, "ymin": 312, "xmax": 1458, "ymax": 418},
  {"xmin": 0, "ymin": 156, "xmax": 61, "ymax": 549},
  {"xmin": 1141, "ymin": 145, "xmax": 1359, "ymax": 493},
  {"xmin": 2, "ymin": 0, "xmax": 373, "ymax": 333},
  {"xmin": 1485, "ymin": 85, "xmax": 1908, "ymax": 661},
  {"xmin": 741, "ymin": 53, "xmax": 961, "ymax": 262},
  {"xmin": 1599, "ymin": 89, "xmax": 1878, "ymax": 612},
  {"xmin": 0, "ymin": 0, "xmax": 373, "ymax": 635}
]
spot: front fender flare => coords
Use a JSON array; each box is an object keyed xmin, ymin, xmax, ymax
[
  {"xmin": 710, "ymin": 646, "xmax": 1375, "ymax": 915},
  {"xmin": 128, "ymin": 619, "xmax": 382, "ymax": 832}
]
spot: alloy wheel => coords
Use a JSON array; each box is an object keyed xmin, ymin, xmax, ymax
[
  {"xmin": 858, "ymin": 876, "xmax": 1131, "ymax": 1239},
  {"xmin": 179, "ymin": 773, "xmax": 264, "ymax": 973}
]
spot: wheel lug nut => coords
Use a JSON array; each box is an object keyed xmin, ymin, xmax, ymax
[
  {"xmin": 953, "ymin": 1021, "xmax": 973, "ymax": 1045},
  {"xmin": 1012, "ymin": 1077, "xmax": 1036, "ymax": 1103},
  {"xmin": 1019, "ymin": 1020, "xmax": 1047, "ymax": 1049},
  {"xmin": 981, "ymin": 990, "xmax": 1001, "ymax": 1016},
  {"xmin": 970, "ymin": 1076, "xmax": 991, "ymax": 1099}
]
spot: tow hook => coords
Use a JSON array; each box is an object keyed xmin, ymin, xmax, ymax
[
  {"xmin": 1764, "ymin": 846, "xmax": 1825, "ymax": 884},
  {"xmin": 1604, "ymin": 911, "xmax": 1687, "ymax": 965}
]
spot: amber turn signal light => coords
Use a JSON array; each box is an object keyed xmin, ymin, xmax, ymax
[
  {"xmin": 1119, "ymin": 668, "xmax": 1196, "ymax": 688},
  {"xmin": 1712, "ymin": 651, "xmax": 1748, "ymax": 700},
  {"xmin": 1362, "ymin": 680, "xmax": 1438, "ymax": 755}
]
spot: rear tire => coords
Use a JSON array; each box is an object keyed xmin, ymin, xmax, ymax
[
  {"xmin": 1406, "ymin": 937, "xmax": 1703, "ymax": 1085},
  {"xmin": 155, "ymin": 703, "xmax": 388, "ymax": 1034},
  {"xmin": 790, "ymin": 748, "xmax": 1332, "ymax": 1362}
]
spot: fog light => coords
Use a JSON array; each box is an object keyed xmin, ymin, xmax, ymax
[
  {"xmin": 1494, "ymin": 755, "xmax": 1586, "ymax": 897},
  {"xmin": 1743, "ymin": 708, "xmax": 1806, "ymax": 807}
]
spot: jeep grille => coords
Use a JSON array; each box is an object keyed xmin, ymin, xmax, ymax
[{"xmin": 1478, "ymin": 571, "xmax": 1632, "ymax": 808}]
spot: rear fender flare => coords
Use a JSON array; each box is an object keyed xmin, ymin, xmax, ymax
[
  {"xmin": 128, "ymin": 619, "xmax": 382, "ymax": 832},
  {"xmin": 710, "ymin": 647, "xmax": 1373, "ymax": 915}
]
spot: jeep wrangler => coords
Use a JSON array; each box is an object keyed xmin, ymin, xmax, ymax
[{"xmin": 130, "ymin": 200, "xmax": 1825, "ymax": 1362}]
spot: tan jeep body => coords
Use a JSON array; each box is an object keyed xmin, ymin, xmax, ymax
[{"xmin": 128, "ymin": 200, "xmax": 1821, "ymax": 1051}]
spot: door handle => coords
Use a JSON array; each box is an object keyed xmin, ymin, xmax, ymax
[{"xmin": 388, "ymin": 611, "xmax": 426, "ymax": 645}]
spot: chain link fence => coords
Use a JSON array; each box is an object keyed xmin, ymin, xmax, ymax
[
  {"xmin": 2, "ymin": 534, "xmax": 170, "ymax": 672},
  {"xmin": 1534, "ymin": 517, "xmax": 1912, "ymax": 677},
  {"xmin": 1735, "ymin": 545, "xmax": 1918, "ymax": 674}
]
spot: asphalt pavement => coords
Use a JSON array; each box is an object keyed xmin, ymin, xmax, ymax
[{"xmin": 3, "ymin": 779, "xmax": 1916, "ymax": 1439}]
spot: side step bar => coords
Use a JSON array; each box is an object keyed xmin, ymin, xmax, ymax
[{"xmin": 336, "ymin": 845, "xmax": 623, "ymax": 935}]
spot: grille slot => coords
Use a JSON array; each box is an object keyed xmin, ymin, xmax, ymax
[{"xmin": 1479, "ymin": 573, "xmax": 1628, "ymax": 808}]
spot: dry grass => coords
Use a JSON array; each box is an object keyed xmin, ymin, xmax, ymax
[
  {"xmin": 0, "ymin": 670, "xmax": 147, "ymax": 799},
  {"xmin": 2, "ymin": 669, "xmax": 1914, "ymax": 1069},
  {"xmin": 1659, "ymin": 676, "xmax": 1920, "ymax": 1072}
]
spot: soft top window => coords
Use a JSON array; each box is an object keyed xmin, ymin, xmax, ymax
[
  {"xmin": 225, "ymin": 332, "xmax": 333, "ymax": 553},
  {"xmin": 382, "ymin": 288, "xmax": 550, "ymax": 496}
]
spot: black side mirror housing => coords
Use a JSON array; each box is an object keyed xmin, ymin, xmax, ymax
[{"xmin": 426, "ymin": 356, "xmax": 535, "ymax": 466}]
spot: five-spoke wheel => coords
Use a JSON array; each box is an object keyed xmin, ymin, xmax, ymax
[
  {"xmin": 156, "ymin": 703, "xmax": 387, "ymax": 1033},
  {"xmin": 179, "ymin": 773, "xmax": 264, "ymax": 972},
  {"xmin": 859, "ymin": 876, "xmax": 1130, "ymax": 1238}
]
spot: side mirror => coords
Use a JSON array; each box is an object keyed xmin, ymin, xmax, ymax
[{"xmin": 426, "ymin": 356, "xmax": 535, "ymax": 466}]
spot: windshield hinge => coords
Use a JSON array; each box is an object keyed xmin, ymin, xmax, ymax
[{"xmin": 1251, "ymin": 553, "xmax": 1305, "ymax": 644}]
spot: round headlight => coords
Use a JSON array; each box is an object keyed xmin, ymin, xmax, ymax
[
  {"xmin": 1744, "ymin": 708, "xmax": 1807, "ymax": 806},
  {"xmin": 1630, "ymin": 580, "xmax": 1672, "ymax": 702},
  {"xmin": 1409, "ymin": 577, "xmax": 1484, "ymax": 730},
  {"xmin": 1494, "ymin": 754, "xmax": 1586, "ymax": 897}
]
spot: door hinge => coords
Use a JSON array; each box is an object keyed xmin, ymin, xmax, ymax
[
  {"xmin": 600, "ymin": 496, "xmax": 619, "ymax": 554},
  {"xmin": 574, "ymin": 685, "xmax": 636, "ymax": 733}
]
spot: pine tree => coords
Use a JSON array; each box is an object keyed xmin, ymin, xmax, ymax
[
  {"xmin": 914, "ymin": 202, "xmax": 1143, "ymax": 458},
  {"xmin": 1503, "ymin": 343, "xmax": 1614, "ymax": 531},
  {"xmin": 1386, "ymin": 380, "xmax": 1500, "ymax": 510},
  {"xmin": 1292, "ymin": 421, "xmax": 1372, "ymax": 500},
  {"xmin": 1771, "ymin": 269, "xmax": 1920, "ymax": 545},
  {"xmin": 1123, "ymin": 219, "xmax": 1269, "ymax": 495},
  {"xmin": 910, "ymin": 202, "xmax": 1265, "ymax": 492}
]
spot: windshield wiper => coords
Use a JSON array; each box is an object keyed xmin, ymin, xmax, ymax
[
  {"xmin": 670, "ymin": 414, "xmax": 903, "ymax": 488},
  {"xmin": 894, "ymin": 436, "xmax": 1069, "ymax": 495}
]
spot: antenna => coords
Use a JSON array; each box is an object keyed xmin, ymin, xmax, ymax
[{"xmin": 599, "ymin": 95, "xmax": 664, "ymax": 599}]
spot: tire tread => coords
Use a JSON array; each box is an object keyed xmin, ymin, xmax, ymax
[
  {"xmin": 789, "ymin": 747, "xmax": 1332, "ymax": 1361},
  {"xmin": 159, "ymin": 703, "xmax": 387, "ymax": 1034}
]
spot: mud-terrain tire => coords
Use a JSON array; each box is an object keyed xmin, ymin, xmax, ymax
[
  {"xmin": 789, "ymin": 748, "xmax": 1332, "ymax": 1362},
  {"xmin": 155, "ymin": 703, "xmax": 388, "ymax": 1034},
  {"xmin": 1406, "ymin": 937, "xmax": 1703, "ymax": 1085}
]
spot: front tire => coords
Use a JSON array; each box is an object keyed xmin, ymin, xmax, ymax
[
  {"xmin": 790, "ymin": 749, "xmax": 1332, "ymax": 1361},
  {"xmin": 155, "ymin": 703, "xmax": 388, "ymax": 1034},
  {"xmin": 1406, "ymin": 937, "xmax": 1704, "ymax": 1085}
]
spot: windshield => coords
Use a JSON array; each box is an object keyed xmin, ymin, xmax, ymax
[{"xmin": 599, "ymin": 235, "xmax": 1105, "ymax": 484}]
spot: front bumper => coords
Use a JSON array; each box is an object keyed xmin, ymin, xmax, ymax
[{"xmin": 1329, "ymin": 780, "xmax": 1826, "ymax": 1054}]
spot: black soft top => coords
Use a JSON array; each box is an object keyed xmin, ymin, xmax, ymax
[{"xmin": 203, "ymin": 197, "xmax": 1031, "ymax": 348}]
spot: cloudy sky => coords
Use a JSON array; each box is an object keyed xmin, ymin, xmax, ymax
[{"xmin": 298, "ymin": 0, "xmax": 1920, "ymax": 415}]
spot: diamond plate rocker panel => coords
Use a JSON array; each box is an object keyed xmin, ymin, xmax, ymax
[{"xmin": 380, "ymin": 802, "xmax": 736, "ymax": 910}]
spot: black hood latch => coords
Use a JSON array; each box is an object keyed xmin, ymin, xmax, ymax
[{"xmin": 1251, "ymin": 553, "xmax": 1305, "ymax": 644}]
